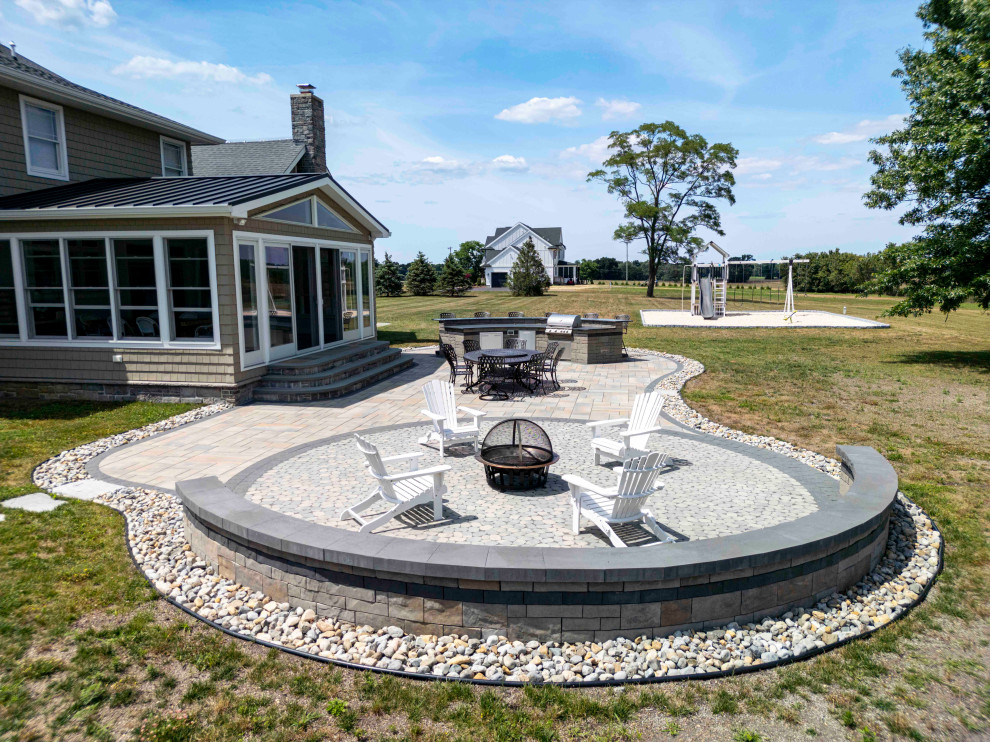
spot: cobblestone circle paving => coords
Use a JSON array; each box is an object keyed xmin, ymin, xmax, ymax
[{"xmin": 243, "ymin": 420, "xmax": 823, "ymax": 547}]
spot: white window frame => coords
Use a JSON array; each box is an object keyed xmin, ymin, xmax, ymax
[
  {"xmin": 160, "ymin": 136, "xmax": 188, "ymax": 177},
  {"xmin": 258, "ymin": 196, "xmax": 357, "ymax": 233},
  {"xmin": 20, "ymin": 95, "xmax": 69, "ymax": 181},
  {"xmin": 0, "ymin": 230, "xmax": 219, "ymax": 350}
]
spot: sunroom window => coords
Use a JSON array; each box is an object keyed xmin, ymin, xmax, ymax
[
  {"xmin": 0, "ymin": 241, "xmax": 18, "ymax": 336},
  {"xmin": 166, "ymin": 238, "xmax": 213, "ymax": 340},
  {"xmin": 263, "ymin": 200, "xmax": 312, "ymax": 224},
  {"xmin": 316, "ymin": 201, "xmax": 351, "ymax": 230},
  {"xmin": 67, "ymin": 239, "xmax": 112, "ymax": 337},
  {"xmin": 113, "ymin": 238, "xmax": 159, "ymax": 338},
  {"xmin": 22, "ymin": 240, "xmax": 67, "ymax": 337}
]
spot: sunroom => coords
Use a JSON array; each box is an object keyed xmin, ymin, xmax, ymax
[{"xmin": 0, "ymin": 173, "xmax": 390, "ymax": 401}]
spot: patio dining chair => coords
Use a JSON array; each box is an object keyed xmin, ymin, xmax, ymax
[
  {"xmin": 463, "ymin": 338, "xmax": 480, "ymax": 353},
  {"xmin": 543, "ymin": 345, "xmax": 565, "ymax": 389},
  {"xmin": 440, "ymin": 343, "xmax": 472, "ymax": 386},
  {"xmin": 340, "ymin": 435, "xmax": 451, "ymax": 533},
  {"xmin": 474, "ymin": 311, "xmax": 491, "ymax": 318},
  {"xmin": 521, "ymin": 350, "xmax": 549, "ymax": 393},
  {"xmin": 439, "ymin": 312, "xmax": 456, "ymax": 319},
  {"xmin": 419, "ymin": 379, "xmax": 486, "ymax": 455},
  {"xmin": 588, "ymin": 390, "xmax": 670, "ymax": 465},
  {"xmin": 582, "ymin": 312, "xmax": 599, "ymax": 319},
  {"xmin": 562, "ymin": 451, "xmax": 675, "ymax": 547},
  {"xmin": 477, "ymin": 354, "xmax": 511, "ymax": 401},
  {"xmin": 507, "ymin": 311, "xmax": 525, "ymax": 318}
]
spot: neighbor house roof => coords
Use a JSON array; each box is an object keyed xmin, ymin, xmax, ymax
[
  {"xmin": 483, "ymin": 224, "xmax": 564, "ymax": 248},
  {"xmin": 191, "ymin": 139, "xmax": 306, "ymax": 176},
  {"xmin": 0, "ymin": 173, "xmax": 390, "ymax": 238},
  {"xmin": 0, "ymin": 43, "xmax": 222, "ymax": 145}
]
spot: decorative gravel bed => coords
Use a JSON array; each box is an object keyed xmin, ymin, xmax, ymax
[{"xmin": 32, "ymin": 351, "xmax": 941, "ymax": 684}]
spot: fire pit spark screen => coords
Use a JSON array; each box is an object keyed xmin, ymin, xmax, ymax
[{"xmin": 476, "ymin": 419, "xmax": 559, "ymax": 490}]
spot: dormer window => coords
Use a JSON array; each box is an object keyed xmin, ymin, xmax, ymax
[
  {"xmin": 20, "ymin": 95, "xmax": 68, "ymax": 180},
  {"xmin": 160, "ymin": 137, "xmax": 188, "ymax": 177},
  {"xmin": 260, "ymin": 197, "xmax": 355, "ymax": 231}
]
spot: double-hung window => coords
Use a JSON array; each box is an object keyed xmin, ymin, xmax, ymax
[
  {"xmin": 20, "ymin": 96, "xmax": 69, "ymax": 180},
  {"xmin": 160, "ymin": 137, "xmax": 188, "ymax": 177}
]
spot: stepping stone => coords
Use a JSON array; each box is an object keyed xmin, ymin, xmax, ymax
[
  {"xmin": 0, "ymin": 514, "xmax": 5, "ymax": 523},
  {"xmin": 1, "ymin": 493, "xmax": 65, "ymax": 512},
  {"xmin": 53, "ymin": 479, "xmax": 122, "ymax": 501}
]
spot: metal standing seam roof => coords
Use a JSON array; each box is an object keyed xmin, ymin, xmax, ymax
[{"xmin": 0, "ymin": 174, "xmax": 328, "ymax": 210}]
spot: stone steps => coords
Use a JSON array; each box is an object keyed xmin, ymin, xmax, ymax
[{"xmin": 253, "ymin": 342, "xmax": 413, "ymax": 402}]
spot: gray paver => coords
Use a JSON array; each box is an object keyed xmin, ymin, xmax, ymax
[
  {"xmin": 53, "ymin": 479, "xmax": 123, "ymax": 500},
  {"xmin": 1, "ymin": 493, "xmax": 66, "ymax": 512}
]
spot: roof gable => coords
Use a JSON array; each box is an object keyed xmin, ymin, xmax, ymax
[
  {"xmin": 0, "ymin": 44, "xmax": 221, "ymax": 145},
  {"xmin": 191, "ymin": 140, "xmax": 306, "ymax": 176},
  {"xmin": 484, "ymin": 222, "xmax": 564, "ymax": 252}
]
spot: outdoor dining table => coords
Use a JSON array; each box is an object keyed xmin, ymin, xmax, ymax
[{"xmin": 463, "ymin": 348, "xmax": 540, "ymax": 394}]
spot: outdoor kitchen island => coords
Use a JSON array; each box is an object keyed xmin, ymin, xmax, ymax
[{"xmin": 436, "ymin": 314, "xmax": 626, "ymax": 363}]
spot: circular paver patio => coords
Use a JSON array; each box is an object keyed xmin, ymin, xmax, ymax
[{"xmin": 239, "ymin": 419, "xmax": 828, "ymax": 547}]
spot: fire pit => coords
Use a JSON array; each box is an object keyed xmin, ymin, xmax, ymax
[{"xmin": 476, "ymin": 419, "xmax": 559, "ymax": 490}]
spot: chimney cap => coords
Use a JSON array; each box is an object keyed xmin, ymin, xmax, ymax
[{"xmin": 296, "ymin": 83, "xmax": 316, "ymax": 94}]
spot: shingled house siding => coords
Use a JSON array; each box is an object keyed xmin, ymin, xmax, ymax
[
  {"xmin": 0, "ymin": 86, "xmax": 186, "ymax": 197},
  {"xmin": 0, "ymin": 217, "xmax": 239, "ymax": 400}
]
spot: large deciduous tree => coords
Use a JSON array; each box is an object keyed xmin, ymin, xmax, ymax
[
  {"xmin": 404, "ymin": 251, "xmax": 436, "ymax": 296},
  {"xmin": 507, "ymin": 238, "xmax": 550, "ymax": 296},
  {"xmin": 863, "ymin": 0, "xmax": 990, "ymax": 315},
  {"xmin": 588, "ymin": 122, "xmax": 737, "ymax": 297},
  {"xmin": 453, "ymin": 240, "xmax": 485, "ymax": 284}
]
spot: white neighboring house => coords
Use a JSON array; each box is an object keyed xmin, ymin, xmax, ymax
[{"xmin": 482, "ymin": 223, "xmax": 579, "ymax": 287}]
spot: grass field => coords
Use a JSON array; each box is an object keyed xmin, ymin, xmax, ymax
[{"xmin": 1, "ymin": 286, "xmax": 988, "ymax": 741}]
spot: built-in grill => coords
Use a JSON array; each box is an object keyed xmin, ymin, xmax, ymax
[
  {"xmin": 545, "ymin": 313, "xmax": 581, "ymax": 336},
  {"xmin": 476, "ymin": 419, "xmax": 559, "ymax": 490}
]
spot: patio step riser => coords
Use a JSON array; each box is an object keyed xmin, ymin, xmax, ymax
[
  {"xmin": 257, "ymin": 348, "xmax": 404, "ymax": 389},
  {"xmin": 265, "ymin": 340, "xmax": 390, "ymax": 376},
  {"xmin": 252, "ymin": 356, "xmax": 414, "ymax": 403}
]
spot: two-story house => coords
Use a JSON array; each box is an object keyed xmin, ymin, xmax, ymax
[
  {"xmin": 0, "ymin": 44, "xmax": 397, "ymax": 403},
  {"xmin": 481, "ymin": 223, "xmax": 578, "ymax": 287}
]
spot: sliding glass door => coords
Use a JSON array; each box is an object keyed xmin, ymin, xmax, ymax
[{"xmin": 235, "ymin": 239, "xmax": 375, "ymax": 369}]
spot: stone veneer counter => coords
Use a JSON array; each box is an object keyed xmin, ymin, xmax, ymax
[{"xmin": 177, "ymin": 444, "xmax": 897, "ymax": 643}]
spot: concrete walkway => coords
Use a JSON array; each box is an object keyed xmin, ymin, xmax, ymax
[{"xmin": 96, "ymin": 348, "xmax": 679, "ymax": 493}]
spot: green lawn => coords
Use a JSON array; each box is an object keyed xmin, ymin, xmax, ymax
[{"xmin": 1, "ymin": 286, "xmax": 988, "ymax": 741}]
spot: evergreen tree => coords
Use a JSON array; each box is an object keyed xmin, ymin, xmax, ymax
[
  {"xmin": 404, "ymin": 251, "xmax": 436, "ymax": 296},
  {"xmin": 375, "ymin": 252, "xmax": 404, "ymax": 297},
  {"xmin": 507, "ymin": 239, "xmax": 549, "ymax": 296},
  {"xmin": 436, "ymin": 254, "xmax": 472, "ymax": 296}
]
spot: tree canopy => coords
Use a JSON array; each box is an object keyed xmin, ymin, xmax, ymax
[
  {"xmin": 436, "ymin": 253, "xmax": 472, "ymax": 296},
  {"xmin": 404, "ymin": 251, "xmax": 436, "ymax": 296},
  {"xmin": 507, "ymin": 239, "xmax": 549, "ymax": 296},
  {"xmin": 374, "ymin": 252, "xmax": 404, "ymax": 297},
  {"xmin": 453, "ymin": 240, "xmax": 486, "ymax": 285},
  {"xmin": 588, "ymin": 122, "xmax": 737, "ymax": 297},
  {"xmin": 863, "ymin": 0, "xmax": 990, "ymax": 315}
]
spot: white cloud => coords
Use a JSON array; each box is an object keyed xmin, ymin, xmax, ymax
[
  {"xmin": 787, "ymin": 155, "xmax": 861, "ymax": 172},
  {"xmin": 595, "ymin": 98, "xmax": 641, "ymax": 121},
  {"xmin": 735, "ymin": 157, "xmax": 783, "ymax": 175},
  {"xmin": 495, "ymin": 96, "xmax": 582, "ymax": 124},
  {"xmin": 560, "ymin": 135, "xmax": 611, "ymax": 164},
  {"xmin": 14, "ymin": 0, "xmax": 115, "ymax": 28},
  {"xmin": 113, "ymin": 56, "xmax": 273, "ymax": 86},
  {"xmin": 492, "ymin": 154, "xmax": 528, "ymax": 171},
  {"xmin": 812, "ymin": 114, "xmax": 905, "ymax": 144}
]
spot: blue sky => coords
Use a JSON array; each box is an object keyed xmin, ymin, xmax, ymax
[{"xmin": 2, "ymin": 0, "xmax": 924, "ymax": 263}]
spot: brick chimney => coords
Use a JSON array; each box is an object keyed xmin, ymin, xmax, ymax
[{"xmin": 291, "ymin": 83, "xmax": 327, "ymax": 173}]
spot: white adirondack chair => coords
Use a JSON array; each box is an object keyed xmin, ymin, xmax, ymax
[
  {"xmin": 587, "ymin": 390, "xmax": 670, "ymax": 465},
  {"xmin": 340, "ymin": 434, "xmax": 451, "ymax": 533},
  {"xmin": 419, "ymin": 379, "xmax": 487, "ymax": 455},
  {"xmin": 562, "ymin": 451, "xmax": 676, "ymax": 547}
]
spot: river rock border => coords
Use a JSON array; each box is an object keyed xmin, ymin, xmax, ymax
[{"xmin": 31, "ymin": 349, "xmax": 942, "ymax": 685}]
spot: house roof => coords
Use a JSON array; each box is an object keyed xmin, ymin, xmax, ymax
[
  {"xmin": 191, "ymin": 139, "xmax": 306, "ymax": 176},
  {"xmin": 483, "ymin": 224, "xmax": 564, "ymax": 248},
  {"xmin": 0, "ymin": 43, "xmax": 222, "ymax": 145},
  {"xmin": 0, "ymin": 173, "xmax": 390, "ymax": 238}
]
